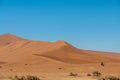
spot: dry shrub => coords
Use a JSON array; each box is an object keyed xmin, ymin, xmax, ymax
[{"xmin": 69, "ymin": 72, "xmax": 78, "ymax": 76}]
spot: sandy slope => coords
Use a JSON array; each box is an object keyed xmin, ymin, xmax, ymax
[
  {"xmin": 0, "ymin": 34, "xmax": 119, "ymax": 64},
  {"xmin": 0, "ymin": 33, "xmax": 120, "ymax": 80}
]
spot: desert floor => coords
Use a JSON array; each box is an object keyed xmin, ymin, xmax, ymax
[{"xmin": 0, "ymin": 63, "xmax": 120, "ymax": 80}]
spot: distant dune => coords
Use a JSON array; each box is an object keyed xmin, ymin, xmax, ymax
[{"xmin": 0, "ymin": 33, "xmax": 120, "ymax": 66}]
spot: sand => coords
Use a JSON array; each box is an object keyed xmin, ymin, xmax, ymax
[{"xmin": 0, "ymin": 33, "xmax": 120, "ymax": 80}]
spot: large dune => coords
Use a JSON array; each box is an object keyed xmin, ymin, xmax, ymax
[
  {"xmin": 0, "ymin": 33, "xmax": 120, "ymax": 80},
  {"xmin": 0, "ymin": 33, "xmax": 120, "ymax": 65}
]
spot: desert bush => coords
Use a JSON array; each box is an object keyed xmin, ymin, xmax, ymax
[
  {"xmin": 58, "ymin": 68, "xmax": 62, "ymax": 70},
  {"xmin": 11, "ymin": 75, "xmax": 40, "ymax": 80},
  {"xmin": 26, "ymin": 75, "xmax": 40, "ymax": 80},
  {"xmin": 98, "ymin": 77, "xmax": 106, "ymax": 80},
  {"xmin": 25, "ymin": 64, "xmax": 28, "ymax": 66},
  {"xmin": 69, "ymin": 72, "xmax": 78, "ymax": 76},
  {"xmin": 12, "ymin": 76, "xmax": 25, "ymax": 80},
  {"xmin": 92, "ymin": 71, "xmax": 101, "ymax": 77},
  {"xmin": 87, "ymin": 73, "xmax": 92, "ymax": 76},
  {"xmin": 99, "ymin": 76, "xmax": 120, "ymax": 80}
]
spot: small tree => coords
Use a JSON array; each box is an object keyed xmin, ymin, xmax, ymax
[{"xmin": 101, "ymin": 62, "xmax": 105, "ymax": 67}]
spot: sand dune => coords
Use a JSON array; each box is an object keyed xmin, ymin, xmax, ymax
[
  {"xmin": 0, "ymin": 33, "xmax": 120, "ymax": 65},
  {"xmin": 0, "ymin": 34, "xmax": 23, "ymax": 46},
  {"xmin": 0, "ymin": 33, "xmax": 120, "ymax": 80}
]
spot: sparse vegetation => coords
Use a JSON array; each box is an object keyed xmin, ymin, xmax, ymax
[
  {"xmin": 58, "ymin": 68, "xmax": 62, "ymax": 70},
  {"xmin": 10, "ymin": 75, "xmax": 40, "ymax": 80},
  {"xmin": 87, "ymin": 73, "xmax": 92, "ymax": 76},
  {"xmin": 99, "ymin": 76, "xmax": 120, "ymax": 80},
  {"xmin": 100, "ymin": 62, "xmax": 105, "ymax": 67},
  {"xmin": 88, "ymin": 71, "xmax": 120, "ymax": 80},
  {"xmin": 92, "ymin": 71, "xmax": 101, "ymax": 77},
  {"xmin": 69, "ymin": 72, "xmax": 78, "ymax": 76},
  {"xmin": 25, "ymin": 64, "xmax": 28, "ymax": 66}
]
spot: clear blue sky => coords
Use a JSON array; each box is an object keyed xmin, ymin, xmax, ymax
[{"xmin": 0, "ymin": 0, "xmax": 120, "ymax": 52}]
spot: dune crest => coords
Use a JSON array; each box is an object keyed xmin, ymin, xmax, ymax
[{"xmin": 0, "ymin": 33, "xmax": 24, "ymax": 46}]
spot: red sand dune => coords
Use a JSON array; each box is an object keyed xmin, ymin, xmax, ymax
[
  {"xmin": 0, "ymin": 33, "xmax": 120, "ymax": 65},
  {"xmin": 0, "ymin": 33, "xmax": 23, "ymax": 46}
]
